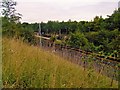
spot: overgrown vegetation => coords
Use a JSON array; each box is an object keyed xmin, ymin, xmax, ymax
[
  {"xmin": 2, "ymin": 0, "xmax": 36, "ymax": 45},
  {"xmin": 43, "ymin": 10, "xmax": 119, "ymax": 58},
  {"xmin": 2, "ymin": 37, "xmax": 118, "ymax": 88},
  {"xmin": 2, "ymin": 0, "xmax": 120, "ymax": 59},
  {"xmin": 1, "ymin": 0, "xmax": 120, "ymax": 88},
  {"xmin": 36, "ymin": 9, "xmax": 120, "ymax": 58}
]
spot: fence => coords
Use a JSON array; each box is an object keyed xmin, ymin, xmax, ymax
[{"xmin": 35, "ymin": 36, "xmax": 120, "ymax": 84}]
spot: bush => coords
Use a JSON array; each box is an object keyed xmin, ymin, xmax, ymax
[{"xmin": 68, "ymin": 32, "xmax": 95, "ymax": 51}]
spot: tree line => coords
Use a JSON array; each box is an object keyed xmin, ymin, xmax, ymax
[{"xmin": 1, "ymin": 0, "xmax": 120, "ymax": 59}]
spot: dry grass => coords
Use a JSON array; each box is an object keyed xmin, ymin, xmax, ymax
[
  {"xmin": 2, "ymin": 37, "xmax": 118, "ymax": 88},
  {"xmin": 0, "ymin": 36, "xmax": 2, "ymax": 87}
]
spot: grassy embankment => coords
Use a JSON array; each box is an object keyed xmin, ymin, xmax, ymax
[{"xmin": 2, "ymin": 37, "xmax": 118, "ymax": 88}]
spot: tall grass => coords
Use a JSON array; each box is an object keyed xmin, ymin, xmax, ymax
[
  {"xmin": 2, "ymin": 37, "xmax": 118, "ymax": 88},
  {"xmin": 0, "ymin": 37, "xmax": 2, "ymax": 88}
]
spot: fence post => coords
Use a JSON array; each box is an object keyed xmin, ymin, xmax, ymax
[{"xmin": 110, "ymin": 68, "xmax": 116, "ymax": 87}]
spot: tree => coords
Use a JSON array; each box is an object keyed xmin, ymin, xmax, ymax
[
  {"xmin": 2, "ymin": 0, "xmax": 22, "ymax": 23},
  {"xmin": 2, "ymin": 0, "xmax": 22, "ymax": 37},
  {"xmin": 93, "ymin": 16, "xmax": 103, "ymax": 31},
  {"xmin": 112, "ymin": 8, "xmax": 120, "ymax": 30},
  {"xmin": 68, "ymin": 32, "xmax": 95, "ymax": 51}
]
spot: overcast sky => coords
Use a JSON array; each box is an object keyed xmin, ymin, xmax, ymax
[{"xmin": 15, "ymin": 0, "xmax": 119, "ymax": 23}]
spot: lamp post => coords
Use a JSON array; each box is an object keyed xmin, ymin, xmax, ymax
[{"xmin": 39, "ymin": 23, "xmax": 42, "ymax": 47}]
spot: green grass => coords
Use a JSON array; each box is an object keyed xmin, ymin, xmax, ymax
[{"xmin": 2, "ymin": 37, "xmax": 118, "ymax": 88}]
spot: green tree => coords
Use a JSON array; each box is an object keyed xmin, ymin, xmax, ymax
[
  {"xmin": 68, "ymin": 32, "xmax": 94, "ymax": 51},
  {"xmin": 2, "ymin": 0, "xmax": 22, "ymax": 37},
  {"xmin": 2, "ymin": 0, "xmax": 22, "ymax": 23},
  {"xmin": 93, "ymin": 16, "xmax": 103, "ymax": 31}
]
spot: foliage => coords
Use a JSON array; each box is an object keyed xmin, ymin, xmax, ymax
[
  {"xmin": 2, "ymin": 0, "xmax": 120, "ymax": 58},
  {"xmin": 68, "ymin": 32, "xmax": 95, "ymax": 51},
  {"xmin": 50, "ymin": 35, "xmax": 56, "ymax": 42},
  {"xmin": 2, "ymin": 17, "xmax": 17, "ymax": 37},
  {"xmin": 68, "ymin": 32, "xmax": 88, "ymax": 48},
  {"xmin": 27, "ymin": 8, "xmax": 119, "ymax": 58},
  {"xmin": 2, "ymin": 0, "xmax": 22, "ymax": 23},
  {"xmin": 2, "ymin": 0, "xmax": 37, "ymax": 45}
]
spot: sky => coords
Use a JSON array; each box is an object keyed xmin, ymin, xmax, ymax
[{"xmin": 15, "ymin": 0, "xmax": 119, "ymax": 23}]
